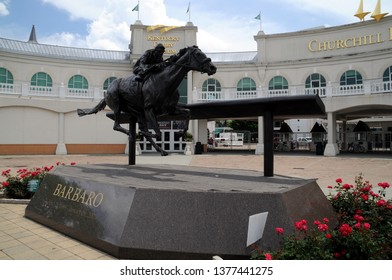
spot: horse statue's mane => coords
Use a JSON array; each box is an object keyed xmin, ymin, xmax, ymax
[{"xmin": 77, "ymin": 46, "xmax": 217, "ymax": 156}]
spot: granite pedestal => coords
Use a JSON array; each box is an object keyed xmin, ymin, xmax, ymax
[{"xmin": 25, "ymin": 164, "xmax": 337, "ymax": 259}]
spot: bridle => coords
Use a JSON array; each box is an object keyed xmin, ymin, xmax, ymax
[{"xmin": 165, "ymin": 47, "xmax": 212, "ymax": 73}]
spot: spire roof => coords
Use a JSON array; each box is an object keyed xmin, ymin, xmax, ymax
[{"xmin": 28, "ymin": 25, "xmax": 38, "ymax": 43}]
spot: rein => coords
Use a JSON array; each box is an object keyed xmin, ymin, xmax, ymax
[{"xmin": 165, "ymin": 48, "xmax": 211, "ymax": 73}]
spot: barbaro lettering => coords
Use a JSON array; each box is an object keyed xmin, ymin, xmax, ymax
[{"xmin": 53, "ymin": 183, "xmax": 104, "ymax": 207}]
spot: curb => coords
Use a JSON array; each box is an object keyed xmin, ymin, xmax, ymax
[{"xmin": 0, "ymin": 198, "xmax": 30, "ymax": 204}]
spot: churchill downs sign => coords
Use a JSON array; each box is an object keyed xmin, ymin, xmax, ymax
[{"xmin": 308, "ymin": 27, "xmax": 392, "ymax": 52}]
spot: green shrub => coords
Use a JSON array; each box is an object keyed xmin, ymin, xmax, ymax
[{"xmin": 252, "ymin": 174, "xmax": 391, "ymax": 260}]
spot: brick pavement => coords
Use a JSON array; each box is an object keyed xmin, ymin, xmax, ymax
[{"xmin": 0, "ymin": 152, "xmax": 391, "ymax": 259}]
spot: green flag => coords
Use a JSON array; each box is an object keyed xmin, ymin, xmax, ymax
[
  {"xmin": 255, "ymin": 13, "xmax": 261, "ymax": 20},
  {"xmin": 132, "ymin": 4, "xmax": 139, "ymax": 11}
]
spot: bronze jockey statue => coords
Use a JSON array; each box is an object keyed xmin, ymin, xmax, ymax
[{"xmin": 133, "ymin": 43, "xmax": 166, "ymax": 82}]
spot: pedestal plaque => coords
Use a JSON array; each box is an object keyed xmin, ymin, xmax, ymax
[{"xmin": 25, "ymin": 164, "xmax": 337, "ymax": 259}]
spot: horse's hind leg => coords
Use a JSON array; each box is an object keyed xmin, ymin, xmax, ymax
[{"xmin": 112, "ymin": 109, "xmax": 130, "ymax": 136}]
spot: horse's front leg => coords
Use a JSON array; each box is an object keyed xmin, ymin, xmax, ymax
[
  {"xmin": 143, "ymin": 107, "xmax": 168, "ymax": 156},
  {"xmin": 173, "ymin": 107, "xmax": 190, "ymax": 139},
  {"xmin": 144, "ymin": 133, "xmax": 168, "ymax": 156}
]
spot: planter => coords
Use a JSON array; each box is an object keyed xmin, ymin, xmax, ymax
[{"xmin": 184, "ymin": 141, "xmax": 194, "ymax": 155}]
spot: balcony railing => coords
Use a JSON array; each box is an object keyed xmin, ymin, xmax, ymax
[
  {"xmin": 194, "ymin": 79, "xmax": 392, "ymax": 101},
  {"xmin": 1, "ymin": 79, "xmax": 391, "ymax": 102},
  {"xmin": 0, "ymin": 83, "xmax": 103, "ymax": 100}
]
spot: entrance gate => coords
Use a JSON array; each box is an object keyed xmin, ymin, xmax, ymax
[{"xmin": 138, "ymin": 121, "xmax": 187, "ymax": 153}]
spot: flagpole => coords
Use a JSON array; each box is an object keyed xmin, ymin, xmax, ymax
[
  {"xmin": 137, "ymin": 0, "xmax": 140, "ymax": 20},
  {"xmin": 259, "ymin": 11, "xmax": 262, "ymax": 31},
  {"xmin": 187, "ymin": 2, "xmax": 191, "ymax": 22}
]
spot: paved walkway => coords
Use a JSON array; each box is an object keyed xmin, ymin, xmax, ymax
[{"xmin": 0, "ymin": 152, "xmax": 391, "ymax": 259}]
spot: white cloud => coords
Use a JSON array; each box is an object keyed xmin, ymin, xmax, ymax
[
  {"xmin": 40, "ymin": 32, "xmax": 87, "ymax": 48},
  {"xmin": 38, "ymin": 0, "xmax": 392, "ymax": 52},
  {"xmin": 0, "ymin": 1, "xmax": 10, "ymax": 16},
  {"xmin": 42, "ymin": 0, "xmax": 104, "ymax": 20}
]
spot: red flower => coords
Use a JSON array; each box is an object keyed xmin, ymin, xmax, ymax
[
  {"xmin": 1, "ymin": 181, "xmax": 9, "ymax": 187},
  {"xmin": 323, "ymin": 218, "xmax": 329, "ymax": 223},
  {"xmin": 327, "ymin": 185, "xmax": 333, "ymax": 189},
  {"xmin": 1, "ymin": 169, "xmax": 11, "ymax": 176},
  {"xmin": 354, "ymin": 222, "xmax": 361, "ymax": 229},
  {"xmin": 70, "ymin": 162, "xmax": 76, "ymax": 165},
  {"xmin": 354, "ymin": 214, "xmax": 364, "ymax": 222},
  {"xmin": 275, "ymin": 227, "xmax": 284, "ymax": 235},
  {"xmin": 339, "ymin": 224, "xmax": 353, "ymax": 237},
  {"xmin": 370, "ymin": 191, "xmax": 379, "ymax": 198},
  {"xmin": 325, "ymin": 233, "xmax": 332, "ymax": 239},
  {"xmin": 336, "ymin": 178, "xmax": 342, "ymax": 184},
  {"xmin": 376, "ymin": 200, "xmax": 387, "ymax": 207},
  {"xmin": 317, "ymin": 224, "xmax": 328, "ymax": 232},
  {"xmin": 363, "ymin": 223, "xmax": 371, "ymax": 230},
  {"xmin": 264, "ymin": 253, "xmax": 273, "ymax": 260},
  {"xmin": 44, "ymin": 165, "xmax": 54, "ymax": 172},
  {"xmin": 360, "ymin": 194, "xmax": 368, "ymax": 201},
  {"xmin": 378, "ymin": 182, "xmax": 390, "ymax": 189},
  {"xmin": 342, "ymin": 183, "xmax": 351, "ymax": 190},
  {"xmin": 294, "ymin": 219, "xmax": 308, "ymax": 231}
]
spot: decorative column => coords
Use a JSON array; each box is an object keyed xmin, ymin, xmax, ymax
[
  {"xmin": 324, "ymin": 112, "xmax": 339, "ymax": 156},
  {"xmin": 255, "ymin": 116, "xmax": 264, "ymax": 155},
  {"xmin": 55, "ymin": 112, "xmax": 67, "ymax": 155}
]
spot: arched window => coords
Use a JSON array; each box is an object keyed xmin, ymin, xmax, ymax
[
  {"xmin": 103, "ymin": 76, "xmax": 117, "ymax": 91},
  {"xmin": 339, "ymin": 70, "xmax": 363, "ymax": 95},
  {"xmin": 269, "ymin": 76, "xmax": 288, "ymax": 90},
  {"xmin": 340, "ymin": 70, "xmax": 362, "ymax": 85},
  {"xmin": 201, "ymin": 78, "xmax": 221, "ymax": 100},
  {"xmin": 382, "ymin": 66, "xmax": 392, "ymax": 91},
  {"xmin": 268, "ymin": 76, "xmax": 289, "ymax": 95},
  {"xmin": 0, "ymin": 67, "xmax": 14, "ymax": 84},
  {"xmin": 69, "ymin": 75, "xmax": 88, "ymax": 89},
  {"xmin": 68, "ymin": 74, "xmax": 89, "ymax": 95},
  {"xmin": 236, "ymin": 77, "xmax": 256, "ymax": 99},
  {"xmin": 30, "ymin": 72, "xmax": 53, "ymax": 95},
  {"xmin": 0, "ymin": 67, "xmax": 14, "ymax": 93},
  {"xmin": 31, "ymin": 72, "xmax": 53, "ymax": 87},
  {"xmin": 305, "ymin": 73, "xmax": 326, "ymax": 96}
]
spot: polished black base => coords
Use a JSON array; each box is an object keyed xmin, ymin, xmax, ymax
[{"xmin": 25, "ymin": 164, "xmax": 337, "ymax": 259}]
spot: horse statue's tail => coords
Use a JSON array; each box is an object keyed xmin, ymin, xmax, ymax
[{"xmin": 77, "ymin": 98, "xmax": 106, "ymax": 116}]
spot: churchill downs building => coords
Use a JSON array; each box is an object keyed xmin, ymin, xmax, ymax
[{"xmin": 1, "ymin": 14, "xmax": 392, "ymax": 157}]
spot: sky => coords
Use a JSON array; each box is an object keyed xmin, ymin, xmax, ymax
[{"xmin": 0, "ymin": 0, "xmax": 392, "ymax": 52}]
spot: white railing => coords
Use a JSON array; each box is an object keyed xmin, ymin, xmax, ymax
[
  {"xmin": 1, "ymin": 78, "xmax": 392, "ymax": 102},
  {"xmin": 66, "ymin": 88, "xmax": 93, "ymax": 99},
  {"xmin": 199, "ymin": 91, "xmax": 222, "ymax": 101},
  {"xmin": 304, "ymin": 87, "xmax": 326, "ymax": 96},
  {"xmin": 0, "ymin": 83, "xmax": 21, "ymax": 95},
  {"xmin": 235, "ymin": 91, "xmax": 257, "ymax": 99},
  {"xmin": 194, "ymin": 78, "xmax": 391, "ymax": 101},
  {"xmin": 334, "ymin": 84, "xmax": 364, "ymax": 96},
  {"xmin": 268, "ymin": 89, "xmax": 290, "ymax": 97},
  {"xmin": 29, "ymin": 86, "xmax": 57, "ymax": 97}
]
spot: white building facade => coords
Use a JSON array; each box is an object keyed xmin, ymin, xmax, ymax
[{"xmin": 1, "ymin": 17, "xmax": 392, "ymax": 156}]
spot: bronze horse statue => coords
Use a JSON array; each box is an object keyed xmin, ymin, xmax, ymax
[{"xmin": 77, "ymin": 46, "xmax": 217, "ymax": 156}]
